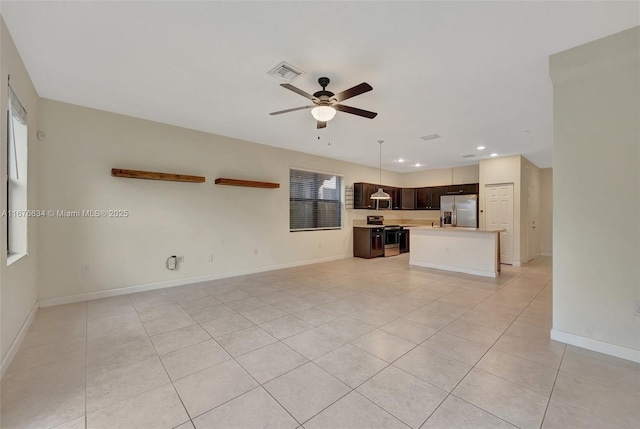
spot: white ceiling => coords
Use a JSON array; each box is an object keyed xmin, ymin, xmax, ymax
[{"xmin": 2, "ymin": 1, "xmax": 638, "ymax": 172}]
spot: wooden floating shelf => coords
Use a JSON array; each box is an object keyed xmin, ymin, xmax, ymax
[
  {"xmin": 111, "ymin": 168, "xmax": 205, "ymax": 183},
  {"xmin": 215, "ymin": 178, "xmax": 280, "ymax": 189}
]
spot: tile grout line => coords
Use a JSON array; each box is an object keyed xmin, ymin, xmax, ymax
[
  {"xmin": 411, "ymin": 268, "xmax": 554, "ymax": 428},
  {"xmin": 182, "ymin": 287, "xmax": 421, "ymax": 426},
  {"xmin": 180, "ymin": 294, "xmax": 304, "ymax": 427},
  {"xmin": 133, "ymin": 293, "xmax": 194, "ymax": 429},
  {"xmin": 139, "ymin": 264, "xmax": 533, "ymax": 427},
  {"xmin": 29, "ymin": 257, "xmax": 559, "ymax": 429},
  {"xmin": 539, "ymin": 345, "xmax": 567, "ymax": 429}
]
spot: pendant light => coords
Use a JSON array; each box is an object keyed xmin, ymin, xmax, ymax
[{"xmin": 370, "ymin": 140, "xmax": 391, "ymax": 200}]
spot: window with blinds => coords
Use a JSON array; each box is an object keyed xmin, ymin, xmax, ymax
[
  {"xmin": 7, "ymin": 83, "xmax": 28, "ymax": 258},
  {"xmin": 290, "ymin": 168, "xmax": 343, "ymax": 231}
]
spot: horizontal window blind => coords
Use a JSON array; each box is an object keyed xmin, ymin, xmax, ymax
[{"xmin": 290, "ymin": 168, "xmax": 343, "ymax": 231}]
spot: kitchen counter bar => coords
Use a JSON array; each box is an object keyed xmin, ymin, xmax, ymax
[{"xmin": 407, "ymin": 227, "xmax": 504, "ymax": 278}]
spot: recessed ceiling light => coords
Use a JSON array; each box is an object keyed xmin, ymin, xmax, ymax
[
  {"xmin": 414, "ymin": 163, "xmax": 422, "ymax": 167},
  {"xmin": 490, "ymin": 153, "xmax": 498, "ymax": 157},
  {"xmin": 477, "ymin": 146, "xmax": 486, "ymax": 150},
  {"xmin": 397, "ymin": 158, "xmax": 405, "ymax": 163}
]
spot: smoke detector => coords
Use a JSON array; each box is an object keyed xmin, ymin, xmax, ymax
[
  {"xmin": 420, "ymin": 134, "xmax": 441, "ymax": 141},
  {"xmin": 267, "ymin": 61, "xmax": 304, "ymax": 82}
]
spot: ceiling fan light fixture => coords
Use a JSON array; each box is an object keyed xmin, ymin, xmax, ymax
[{"xmin": 310, "ymin": 106, "xmax": 336, "ymax": 122}]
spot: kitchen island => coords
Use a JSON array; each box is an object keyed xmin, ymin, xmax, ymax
[{"xmin": 407, "ymin": 226, "xmax": 504, "ymax": 278}]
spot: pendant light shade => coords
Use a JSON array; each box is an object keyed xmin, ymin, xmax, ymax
[
  {"xmin": 370, "ymin": 187, "xmax": 391, "ymax": 200},
  {"xmin": 310, "ymin": 106, "xmax": 337, "ymax": 122},
  {"xmin": 371, "ymin": 140, "xmax": 391, "ymax": 200}
]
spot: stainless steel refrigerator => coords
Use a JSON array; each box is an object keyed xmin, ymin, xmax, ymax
[{"xmin": 440, "ymin": 195, "xmax": 478, "ymax": 228}]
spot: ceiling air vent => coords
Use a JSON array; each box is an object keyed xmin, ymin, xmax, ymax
[
  {"xmin": 267, "ymin": 61, "xmax": 304, "ymax": 82},
  {"xmin": 462, "ymin": 154, "xmax": 476, "ymax": 158},
  {"xmin": 420, "ymin": 134, "xmax": 441, "ymax": 141}
]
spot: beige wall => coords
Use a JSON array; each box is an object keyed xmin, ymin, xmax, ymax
[
  {"xmin": 401, "ymin": 164, "xmax": 479, "ymax": 188},
  {"xmin": 539, "ymin": 168, "xmax": 552, "ymax": 255},
  {"xmin": 550, "ymin": 26, "xmax": 639, "ymax": 356},
  {"xmin": 0, "ymin": 17, "xmax": 39, "ymax": 368},
  {"xmin": 37, "ymin": 99, "xmax": 410, "ymax": 302}
]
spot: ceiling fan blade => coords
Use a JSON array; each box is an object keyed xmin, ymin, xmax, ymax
[
  {"xmin": 280, "ymin": 83, "xmax": 317, "ymax": 101},
  {"xmin": 332, "ymin": 83, "xmax": 373, "ymax": 102},
  {"xmin": 269, "ymin": 105, "xmax": 315, "ymax": 115},
  {"xmin": 317, "ymin": 121, "xmax": 327, "ymax": 129},
  {"xmin": 334, "ymin": 104, "xmax": 377, "ymax": 119}
]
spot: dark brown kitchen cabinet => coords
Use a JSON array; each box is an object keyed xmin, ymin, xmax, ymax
[
  {"xmin": 353, "ymin": 182, "xmax": 377, "ymax": 209},
  {"xmin": 352, "ymin": 182, "xmax": 478, "ymax": 210},
  {"xmin": 463, "ymin": 183, "xmax": 479, "ymax": 194},
  {"xmin": 416, "ymin": 186, "xmax": 444, "ymax": 210},
  {"xmin": 430, "ymin": 186, "xmax": 445, "ymax": 210},
  {"xmin": 390, "ymin": 187, "xmax": 402, "ymax": 210},
  {"xmin": 377, "ymin": 185, "xmax": 394, "ymax": 210},
  {"xmin": 444, "ymin": 183, "xmax": 479, "ymax": 195},
  {"xmin": 353, "ymin": 227, "xmax": 384, "ymax": 258},
  {"xmin": 398, "ymin": 229, "xmax": 410, "ymax": 253},
  {"xmin": 401, "ymin": 188, "xmax": 415, "ymax": 209},
  {"xmin": 415, "ymin": 187, "xmax": 429, "ymax": 209}
]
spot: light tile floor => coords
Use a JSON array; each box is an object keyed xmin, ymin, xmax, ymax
[{"xmin": 2, "ymin": 255, "xmax": 639, "ymax": 429}]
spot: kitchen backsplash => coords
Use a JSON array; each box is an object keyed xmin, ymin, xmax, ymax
[{"xmin": 350, "ymin": 209, "xmax": 440, "ymax": 226}]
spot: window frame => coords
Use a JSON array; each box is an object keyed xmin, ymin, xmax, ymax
[
  {"xmin": 289, "ymin": 167, "xmax": 344, "ymax": 232},
  {"xmin": 6, "ymin": 83, "xmax": 28, "ymax": 263}
]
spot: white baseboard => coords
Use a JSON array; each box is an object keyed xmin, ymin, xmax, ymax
[
  {"xmin": 409, "ymin": 261, "xmax": 497, "ymax": 278},
  {"xmin": 1, "ymin": 300, "xmax": 38, "ymax": 380},
  {"xmin": 39, "ymin": 254, "xmax": 352, "ymax": 308},
  {"xmin": 551, "ymin": 329, "xmax": 640, "ymax": 364}
]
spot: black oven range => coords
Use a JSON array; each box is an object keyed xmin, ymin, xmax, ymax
[{"xmin": 367, "ymin": 216, "xmax": 408, "ymax": 257}]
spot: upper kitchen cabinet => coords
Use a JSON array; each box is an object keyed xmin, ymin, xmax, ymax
[
  {"xmin": 401, "ymin": 188, "xmax": 416, "ymax": 209},
  {"xmin": 354, "ymin": 183, "xmax": 400, "ymax": 210},
  {"xmin": 377, "ymin": 185, "xmax": 395, "ymax": 210},
  {"xmin": 444, "ymin": 183, "xmax": 479, "ymax": 195},
  {"xmin": 353, "ymin": 182, "xmax": 377, "ymax": 209},
  {"xmin": 352, "ymin": 182, "xmax": 478, "ymax": 210},
  {"xmin": 416, "ymin": 186, "xmax": 445, "ymax": 210},
  {"xmin": 430, "ymin": 186, "xmax": 445, "ymax": 210},
  {"xmin": 390, "ymin": 187, "xmax": 402, "ymax": 210},
  {"xmin": 415, "ymin": 187, "xmax": 429, "ymax": 209}
]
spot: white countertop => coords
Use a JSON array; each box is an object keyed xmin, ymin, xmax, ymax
[{"xmin": 408, "ymin": 226, "xmax": 505, "ymax": 233}]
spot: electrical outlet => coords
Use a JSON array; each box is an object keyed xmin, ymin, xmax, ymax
[
  {"xmin": 254, "ymin": 248, "xmax": 259, "ymax": 255},
  {"xmin": 178, "ymin": 256, "xmax": 184, "ymax": 263},
  {"xmin": 82, "ymin": 264, "xmax": 90, "ymax": 273},
  {"xmin": 208, "ymin": 254, "xmax": 214, "ymax": 262},
  {"xmin": 634, "ymin": 301, "xmax": 640, "ymax": 317}
]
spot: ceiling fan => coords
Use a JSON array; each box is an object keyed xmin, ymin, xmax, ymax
[{"xmin": 269, "ymin": 77, "xmax": 377, "ymax": 129}]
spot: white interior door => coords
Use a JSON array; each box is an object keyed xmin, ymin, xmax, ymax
[
  {"xmin": 527, "ymin": 185, "xmax": 539, "ymax": 261},
  {"xmin": 485, "ymin": 184, "xmax": 514, "ymax": 265}
]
